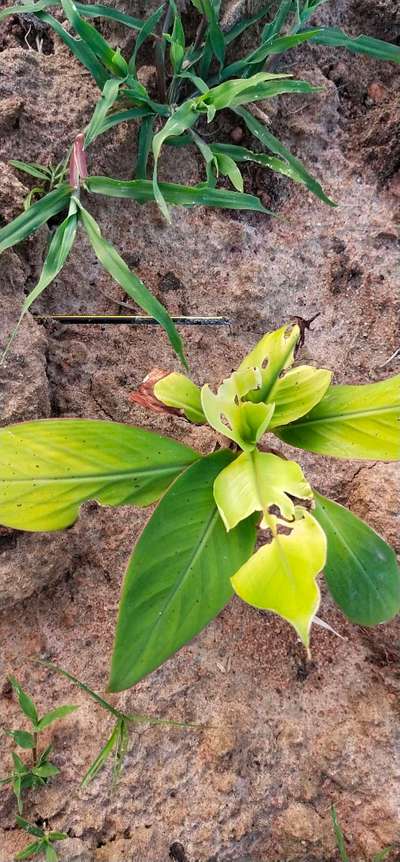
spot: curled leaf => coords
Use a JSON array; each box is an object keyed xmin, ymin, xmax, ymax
[
  {"xmin": 231, "ymin": 509, "xmax": 327, "ymax": 647},
  {"xmin": 214, "ymin": 450, "xmax": 313, "ymax": 531}
]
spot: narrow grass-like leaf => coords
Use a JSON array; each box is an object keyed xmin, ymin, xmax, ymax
[
  {"xmin": 45, "ymin": 845, "xmax": 58, "ymax": 862},
  {"xmin": 61, "ymin": 0, "xmax": 128, "ymax": 77},
  {"xmin": 37, "ymin": 12, "xmax": 110, "ymax": 88},
  {"xmin": 85, "ymin": 175, "xmax": 273, "ymax": 213},
  {"xmin": 1, "ymin": 198, "xmax": 77, "ymax": 363},
  {"xmin": 313, "ymin": 28, "xmax": 400, "ymax": 63},
  {"xmin": 81, "ymin": 723, "xmax": 119, "ymax": 786},
  {"xmin": 152, "ymin": 102, "xmax": 199, "ymax": 221},
  {"xmin": 211, "ymin": 141, "xmax": 329, "ymax": 190},
  {"xmin": 0, "ymin": 419, "xmax": 199, "ymax": 530},
  {"xmin": 128, "ymin": 5, "xmax": 164, "ymax": 76},
  {"xmin": 314, "ymin": 492, "xmax": 400, "ymax": 625},
  {"xmin": 78, "ymin": 204, "xmax": 187, "ymax": 365},
  {"xmin": 75, "ymin": 2, "xmax": 142, "ymax": 29},
  {"xmin": 9, "ymin": 678, "xmax": 38, "ymax": 726},
  {"xmin": 9, "ymin": 161, "xmax": 52, "ymax": 181},
  {"xmin": 15, "ymin": 841, "xmax": 44, "ymax": 860},
  {"xmin": 0, "ymin": 0, "xmax": 53, "ymax": 21},
  {"xmin": 331, "ymin": 806, "xmax": 349, "ymax": 862},
  {"xmin": 36, "ymin": 705, "xmax": 78, "ymax": 730},
  {"xmin": 0, "ymin": 184, "xmax": 71, "ymax": 254},
  {"xmin": 222, "ymin": 30, "xmax": 321, "ymax": 78},
  {"xmin": 224, "ymin": 4, "xmax": 274, "ymax": 46},
  {"xmin": 97, "ymin": 106, "xmax": 152, "ymax": 136},
  {"xmin": 85, "ymin": 79, "xmax": 122, "ymax": 147},
  {"xmin": 135, "ymin": 116, "xmax": 155, "ymax": 179},
  {"xmin": 16, "ymin": 818, "xmax": 45, "ymax": 838},
  {"xmin": 235, "ymin": 105, "xmax": 335, "ymax": 205},
  {"xmin": 109, "ymin": 450, "xmax": 257, "ymax": 691}
]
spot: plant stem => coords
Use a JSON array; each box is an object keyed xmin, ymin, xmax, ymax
[
  {"xmin": 154, "ymin": 6, "xmax": 173, "ymax": 103},
  {"xmin": 32, "ymin": 732, "xmax": 38, "ymax": 767}
]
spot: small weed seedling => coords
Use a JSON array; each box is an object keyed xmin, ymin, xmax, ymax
[
  {"xmin": 40, "ymin": 662, "xmax": 195, "ymax": 787},
  {"xmin": 14, "ymin": 816, "xmax": 67, "ymax": 862},
  {"xmin": 0, "ymin": 322, "xmax": 399, "ymax": 691},
  {"xmin": 331, "ymin": 806, "xmax": 393, "ymax": 862},
  {"xmin": 1, "ymin": 677, "xmax": 77, "ymax": 812},
  {"xmin": 9, "ymin": 155, "xmax": 70, "ymax": 210},
  {"xmin": 0, "ymin": 1, "xmax": 399, "ymax": 362}
]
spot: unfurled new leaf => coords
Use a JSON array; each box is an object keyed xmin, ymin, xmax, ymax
[
  {"xmin": 201, "ymin": 368, "xmax": 275, "ymax": 451},
  {"xmin": 239, "ymin": 322, "xmax": 300, "ymax": 402}
]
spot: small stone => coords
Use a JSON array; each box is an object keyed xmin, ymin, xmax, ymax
[
  {"xmin": 230, "ymin": 126, "xmax": 244, "ymax": 143},
  {"xmin": 367, "ymin": 82, "xmax": 388, "ymax": 104}
]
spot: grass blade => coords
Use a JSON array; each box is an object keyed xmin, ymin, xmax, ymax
[
  {"xmin": 78, "ymin": 203, "xmax": 187, "ymax": 367},
  {"xmin": 84, "ymin": 78, "xmax": 122, "ymax": 148},
  {"xmin": 234, "ymin": 105, "xmax": 335, "ymax": 205},
  {"xmin": 224, "ymin": 4, "xmax": 274, "ymax": 46},
  {"xmin": 222, "ymin": 30, "xmax": 321, "ymax": 78},
  {"xmin": 75, "ymin": 2, "xmax": 143, "ymax": 29},
  {"xmin": 0, "ymin": 183, "xmax": 71, "ymax": 254},
  {"xmin": 37, "ymin": 12, "xmax": 110, "ymax": 88},
  {"xmin": 81, "ymin": 722, "xmax": 119, "ymax": 787},
  {"xmin": 128, "ymin": 5, "xmax": 164, "ymax": 76},
  {"xmin": 1, "ymin": 198, "xmax": 77, "ymax": 363},
  {"xmin": 331, "ymin": 806, "xmax": 350, "ymax": 862},
  {"xmin": 211, "ymin": 141, "xmax": 330, "ymax": 190},
  {"xmin": 97, "ymin": 106, "xmax": 152, "ymax": 136},
  {"xmin": 61, "ymin": 0, "xmax": 128, "ymax": 77},
  {"xmin": 85, "ymin": 175, "xmax": 274, "ymax": 213},
  {"xmin": 312, "ymin": 27, "xmax": 400, "ymax": 63},
  {"xmin": 9, "ymin": 160, "xmax": 51, "ymax": 181},
  {"xmin": 135, "ymin": 116, "xmax": 155, "ymax": 179}
]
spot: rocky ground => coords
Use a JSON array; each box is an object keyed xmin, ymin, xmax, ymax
[{"xmin": 0, "ymin": 1, "xmax": 399, "ymax": 859}]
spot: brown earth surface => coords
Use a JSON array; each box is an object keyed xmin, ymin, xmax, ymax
[{"xmin": 0, "ymin": 1, "xmax": 399, "ymax": 860}]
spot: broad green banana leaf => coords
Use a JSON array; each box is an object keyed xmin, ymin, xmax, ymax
[
  {"xmin": 274, "ymin": 376, "xmax": 400, "ymax": 460},
  {"xmin": 109, "ymin": 450, "xmax": 257, "ymax": 691},
  {"xmin": 0, "ymin": 420, "xmax": 199, "ymax": 531}
]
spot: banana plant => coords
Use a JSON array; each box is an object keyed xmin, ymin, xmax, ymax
[{"xmin": 0, "ymin": 322, "xmax": 399, "ymax": 692}]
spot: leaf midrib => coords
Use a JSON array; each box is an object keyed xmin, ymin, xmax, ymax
[
  {"xmin": 0, "ymin": 464, "xmax": 192, "ymax": 484},
  {"xmin": 290, "ymin": 404, "xmax": 399, "ymax": 428}
]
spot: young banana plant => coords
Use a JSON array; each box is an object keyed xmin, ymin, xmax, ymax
[{"xmin": 0, "ymin": 322, "xmax": 399, "ymax": 691}]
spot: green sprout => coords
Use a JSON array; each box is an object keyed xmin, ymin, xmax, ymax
[
  {"xmin": 0, "ymin": 322, "xmax": 399, "ymax": 692},
  {"xmin": 1, "ymin": 677, "xmax": 77, "ymax": 813},
  {"xmin": 331, "ymin": 806, "xmax": 394, "ymax": 862},
  {"xmin": 39, "ymin": 662, "xmax": 196, "ymax": 787},
  {"xmin": 0, "ymin": 1, "xmax": 399, "ymax": 364},
  {"xmin": 14, "ymin": 816, "xmax": 67, "ymax": 862}
]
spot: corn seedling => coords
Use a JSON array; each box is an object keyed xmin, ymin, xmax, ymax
[
  {"xmin": 1, "ymin": 1, "xmax": 399, "ymax": 364},
  {"xmin": 0, "ymin": 322, "xmax": 399, "ymax": 691},
  {"xmin": 39, "ymin": 662, "xmax": 196, "ymax": 786},
  {"xmin": 14, "ymin": 816, "xmax": 67, "ymax": 862},
  {"xmin": 331, "ymin": 806, "xmax": 393, "ymax": 862},
  {"xmin": 1, "ymin": 677, "xmax": 77, "ymax": 813}
]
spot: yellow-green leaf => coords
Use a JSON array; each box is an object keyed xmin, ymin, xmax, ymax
[
  {"xmin": 201, "ymin": 367, "xmax": 275, "ymax": 451},
  {"xmin": 268, "ymin": 365, "xmax": 332, "ymax": 428},
  {"xmin": 274, "ymin": 376, "xmax": 400, "ymax": 460},
  {"xmin": 0, "ymin": 419, "xmax": 199, "ymax": 531},
  {"xmin": 213, "ymin": 450, "xmax": 313, "ymax": 531},
  {"xmin": 231, "ymin": 510, "xmax": 327, "ymax": 646},
  {"xmin": 238, "ymin": 323, "xmax": 300, "ymax": 402},
  {"xmin": 154, "ymin": 373, "xmax": 206, "ymax": 424}
]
